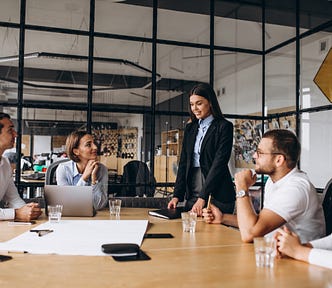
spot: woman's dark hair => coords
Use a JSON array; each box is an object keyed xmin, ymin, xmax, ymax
[
  {"xmin": 263, "ymin": 129, "xmax": 300, "ymax": 169},
  {"xmin": 188, "ymin": 83, "xmax": 223, "ymax": 122},
  {"xmin": 66, "ymin": 130, "xmax": 89, "ymax": 163}
]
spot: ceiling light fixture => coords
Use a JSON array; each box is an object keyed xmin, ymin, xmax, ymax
[
  {"xmin": 0, "ymin": 52, "xmax": 39, "ymax": 63},
  {"xmin": 0, "ymin": 52, "xmax": 161, "ymax": 79}
]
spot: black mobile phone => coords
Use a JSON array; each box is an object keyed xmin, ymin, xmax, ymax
[
  {"xmin": 0, "ymin": 255, "xmax": 13, "ymax": 262},
  {"xmin": 144, "ymin": 233, "xmax": 174, "ymax": 239},
  {"xmin": 101, "ymin": 243, "xmax": 139, "ymax": 256}
]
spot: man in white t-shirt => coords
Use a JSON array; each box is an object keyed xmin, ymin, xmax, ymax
[
  {"xmin": 203, "ymin": 129, "xmax": 325, "ymax": 243},
  {"xmin": 0, "ymin": 112, "xmax": 42, "ymax": 221}
]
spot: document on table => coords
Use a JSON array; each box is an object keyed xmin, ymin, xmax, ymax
[{"xmin": 0, "ymin": 220, "xmax": 148, "ymax": 256}]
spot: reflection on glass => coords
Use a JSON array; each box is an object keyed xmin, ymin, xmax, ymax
[{"xmin": 266, "ymin": 45, "xmax": 296, "ymax": 112}]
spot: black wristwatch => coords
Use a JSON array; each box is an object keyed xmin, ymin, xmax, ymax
[{"xmin": 236, "ymin": 190, "xmax": 249, "ymax": 198}]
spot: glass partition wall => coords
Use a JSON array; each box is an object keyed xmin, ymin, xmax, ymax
[{"xmin": 1, "ymin": 0, "xmax": 332, "ymax": 200}]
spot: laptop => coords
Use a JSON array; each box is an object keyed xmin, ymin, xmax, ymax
[{"xmin": 44, "ymin": 185, "xmax": 96, "ymax": 217}]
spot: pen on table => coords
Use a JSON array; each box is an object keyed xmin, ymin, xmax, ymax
[
  {"xmin": 7, "ymin": 250, "xmax": 28, "ymax": 254},
  {"xmin": 38, "ymin": 230, "xmax": 53, "ymax": 237},
  {"xmin": 207, "ymin": 194, "xmax": 212, "ymax": 209},
  {"xmin": 30, "ymin": 229, "xmax": 53, "ymax": 237},
  {"xmin": 8, "ymin": 221, "xmax": 33, "ymax": 226}
]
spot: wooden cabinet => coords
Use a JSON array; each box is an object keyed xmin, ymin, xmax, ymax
[
  {"xmin": 154, "ymin": 155, "xmax": 178, "ymax": 183},
  {"xmin": 155, "ymin": 129, "xmax": 183, "ymax": 189},
  {"xmin": 161, "ymin": 129, "xmax": 183, "ymax": 156}
]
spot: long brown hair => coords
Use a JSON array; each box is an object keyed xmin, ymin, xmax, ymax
[{"xmin": 188, "ymin": 83, "xmax": 223, "ymax": 122}]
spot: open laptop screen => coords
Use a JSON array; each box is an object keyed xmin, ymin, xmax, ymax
[{"xmin": 44, "ymin": 185, "xmax": 95, "ymax": 217}]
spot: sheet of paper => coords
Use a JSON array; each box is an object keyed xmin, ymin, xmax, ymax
[{"xmin": 0, "ymin": 220, "xmax": 148, "ymax": 256}]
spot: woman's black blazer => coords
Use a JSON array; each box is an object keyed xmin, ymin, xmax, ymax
[{"xmin": 173, "ymin": 118, "xmax": 235, "ymax": 203}]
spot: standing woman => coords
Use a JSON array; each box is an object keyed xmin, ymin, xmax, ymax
[
  {"xmin": 56, "ymin": 130, "xmax": 108, "ymax": 210},
  {"xmin": 168, "ymin": 83, "xmax": 235, "ymax": 216}
]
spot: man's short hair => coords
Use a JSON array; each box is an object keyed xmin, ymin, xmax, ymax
[
  {"xmin": 262, "ymin": 129, "xmax": 300, "ymax": 169},
  {"xmin": 0, "ymin": 112, "xmax": 11, "ymax": 133}
]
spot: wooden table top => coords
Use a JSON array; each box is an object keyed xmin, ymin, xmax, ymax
[{"xmin": 0, "ymin": 208, "xmax": 331, "ymax": 288}]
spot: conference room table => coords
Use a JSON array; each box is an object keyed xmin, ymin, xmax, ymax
[{"xmin": 0, "ymin": 208, "xmax": 331, "ymax": 288}]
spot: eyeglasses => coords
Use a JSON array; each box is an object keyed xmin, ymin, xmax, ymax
[{"xmin": 255, "ymin": 150, "xmax": 285, "ymax": 159}]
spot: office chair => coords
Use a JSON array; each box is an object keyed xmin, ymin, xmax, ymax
[
  {"xmin": 322, "ymin": 178, "xmax": 332, "ymax": 236},
  {"xmin": 118, "ymin": 160, "xmax": 156, "ymax": 197},
  {"xmin": 45, "ymin": 158, "xmax": 70, "ymax": 185}
]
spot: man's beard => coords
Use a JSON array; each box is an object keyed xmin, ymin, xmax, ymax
[{"xmin": 255, "ymin": 166, "xmax": 275, "ymax": 176}]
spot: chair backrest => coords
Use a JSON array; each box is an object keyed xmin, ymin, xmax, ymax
[
  {"xmin": 118, "ymin": 160, "xmax": 156, "ymax": 197},
  {"xmin": 45, "ymin": 158, "xmax": 70, "ymax": 185},
  {"xmin": 322, "ymin": 178, "xmax": 332, "ymax": 236}
]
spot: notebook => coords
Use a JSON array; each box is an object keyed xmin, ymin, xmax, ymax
[
  {"xmin": 148, "ymin": 207, "xmax": 185, "ymax": 219},
  {"xmin": 44, "ymin": 185, "xmax": 96, "ymax": 217}
]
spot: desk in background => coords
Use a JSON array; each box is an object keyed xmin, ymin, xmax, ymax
[
  {"xmin": 18, "ymin": 171, "xmax": 45, "ymax": 199},
  {"xmin": 0, "ymin": 208, "xmax": 330, "ymax": 288}
]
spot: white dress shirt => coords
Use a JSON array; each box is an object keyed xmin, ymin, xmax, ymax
[{"xmin": 0, "ymin": 157, "xmax": 26, "ymax": 220}]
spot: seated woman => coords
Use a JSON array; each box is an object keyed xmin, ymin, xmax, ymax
[
  {"xmin": 276, "ymin": 226, "xmax": 332, "ymax": 269},
  {"xmin": 56, "ymin": 130, "xmax": 108, "ymax": 210}
]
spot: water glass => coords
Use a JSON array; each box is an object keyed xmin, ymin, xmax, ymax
[
  {"xmin": 109, "ymin": 199, "xmax": 122, "ymax": 218},
  {"xmin": 253, "ymin": 237, "xmax": 276, "ymax": 268},
  {"xmin": 48, "ymin": 204, "xmax": 63, "ymax": 223},
  {"xmin": 181, "ymin": 211, "xmax": 197, "ymax": 233}
]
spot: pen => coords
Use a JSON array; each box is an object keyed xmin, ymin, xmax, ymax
[
  {"xmin": 207, "ymin": 194, "xmax": 212, "ymax": 209},
  {"xmin": 8, "ymin": 221, "xmax": 33, "ymax": 226},
  {"xmin": 7, "ymin": 250, "xmax": 28, "ymax": 254},
  {"xmin": 38, "ymin": 230, "xmax": 53, "ymax": 237},
  {"xmin": 15, "ymin": 220, "xmax": 36, "ymax": 224},
  {"xmin": 30, "ymin": 229, "xmax": 54, "ymax": 237}
]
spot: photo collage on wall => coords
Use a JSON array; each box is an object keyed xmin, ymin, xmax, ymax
[{"xmin": 233, "ymin": 115, "xmax": 296, "ymax": 168}]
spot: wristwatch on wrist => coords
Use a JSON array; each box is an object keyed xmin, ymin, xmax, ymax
[{"xmin": 236, "ymin": 190, "xmax": 249, "ymax": 198}]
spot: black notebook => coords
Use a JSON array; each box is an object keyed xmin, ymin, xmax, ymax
[{"xmin": 148, "ymin": 207, "xmax": 185, "ymax": 219}]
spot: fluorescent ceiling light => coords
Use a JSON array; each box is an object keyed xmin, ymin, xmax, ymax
[
  {"xmin": 0, "ymin": 52, "xmax": 39, "ymax": 63},
  {"xmin": 0, "ymin": 52, "xmax": 161, "ymax": 79}
]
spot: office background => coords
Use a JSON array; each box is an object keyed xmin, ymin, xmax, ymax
[{"xmin": 0, "ymin": 0, "xmax": 331, "ymax": 195}]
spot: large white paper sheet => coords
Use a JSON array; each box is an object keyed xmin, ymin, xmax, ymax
[{"xmin": 0, "ymin": 220, "xmax": 148, "ymax": 256}]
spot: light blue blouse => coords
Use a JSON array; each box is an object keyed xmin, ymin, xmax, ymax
[
  {"xmin": 55, "ymin": 160, "xmax": 108, "ymax": 210},
  {"xmin": 192, "ymin": 114, "xmax": 214, "ymax": 167}
]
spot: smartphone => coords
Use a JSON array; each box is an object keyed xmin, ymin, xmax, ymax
[
  {"xmin": 0, "ymin": 255, "xmax": 13, "ymax": 262},
  {"xmin": 101, "ymin": 243, "xmax": 139, "ymax": 256},
  {"xmin": 144, "ymin": 233, "xmax": 174, "ymax": 239}
]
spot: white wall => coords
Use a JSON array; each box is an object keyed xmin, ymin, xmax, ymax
[{"xmin": 33, "ymin": 135, "xmax": 51, "ymax": 155}]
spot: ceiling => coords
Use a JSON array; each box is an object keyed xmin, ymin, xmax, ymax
[
  {"xmin": 0, "ymin": 0, "xmax": 331, "ymax": 111},
  {"xmin": 126, "ymin": 0, "xmax": 332, "ymax": 29}
]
